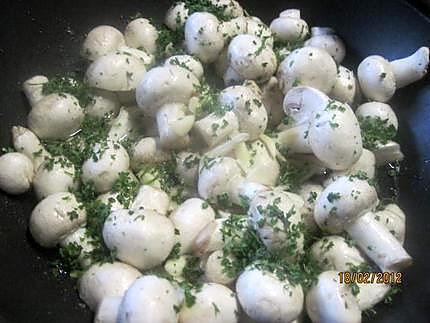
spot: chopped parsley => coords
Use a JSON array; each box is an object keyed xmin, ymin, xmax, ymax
[{"xmin": 358, "ymin": 116, "xmax": 397, "ymax": 150}]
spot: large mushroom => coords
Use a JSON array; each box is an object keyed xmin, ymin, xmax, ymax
[{"xmin": 357, "ymin": 47, "xmax": 429, "ymax": 102}]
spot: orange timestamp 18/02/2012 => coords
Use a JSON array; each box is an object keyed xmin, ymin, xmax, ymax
[{"xmin": 338, "ymin": 271, "xmax": 403, "ymax": 284}]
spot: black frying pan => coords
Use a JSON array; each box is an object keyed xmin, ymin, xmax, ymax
[{"xmin": 0, "ymin": 0, "xmax": 429, "ymax": 322}]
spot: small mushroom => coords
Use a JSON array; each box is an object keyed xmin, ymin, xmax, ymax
[
  {"xmin": 130, "ymin": 185, "xmax": 170, "ymax": 215},
  {"xmin": 107, "ymin": 107, "xmax": 141, "ymax": 143},
  {"xmin": 169, "ymin": 198, "xmax": 216, "ymax": 254},
  {"xmin": 304, "ymin": 27, "xmax": 346, "ymax": 64},
  {"xmin": 179, "ymin": 283, "xmax": 239, "ymax": 323},
  {"xmin": 27, "ymin": 93, "xmax": 85, "ymax": 140},
  {"xmin": 124, "ymin": 18, "xmax": 158, "ymax": 54},
  {"xmin": 118, "ymin": 275, "xmax": 179, "ymax": 323},
  {"xmin": 29, "ymin": 192, "xmax": 86, "ymax": 248},
  {"xmin": 81, "ymin": 140, "xmax": 130, "ymax": 193},
  {"xmin": 373, "ymin": 204, "xmax": 406, "ymax": 244},
  {"xmin": 270, "ymin": 9, "xmax": 309, "ymax": 43},
  {"xmin": 193, "ymin": 110, "xmax": 239, "ymax": 147},
  {"xmin": 236, "ymin": 266, "xmax": 304, "ymax": 323},
  {"xmin": 315, "ymin": 176, "xmax": 412, "ymax": 271},
  {"xmin": 219, "ymin": 85, "xmax": 268, "ymax": 140},
  {"xmin": 78, "ymin": 261, "xmax": 141, "ymax": 310},
  {"xmin": 330, "ymin": 66, "xmax": 358, "ymax": 105},
  {"xmin": 97, "ymin": 191, "xmax": 126, "ymax": 212},
  {"xmin": 165, "ymin": 55, "xmax": 204, "ymax": 80},
  {"xmin": 219, "ymin": 16, "xmax": 247, "ymax": 41},
  {"xmin": 0, "ymin": 152, "xmax": 34, "ymax": 194},
  {"xmin": 277, "ymin": 47, "xmax": 338, "ymax": 94},
  {"xmin": 355, "ymin": 101, "xmax": 398, "ymax": 130},
  {"xmin": 227, "ymin": 34, "xmax": 277, "ymax": 83},
  {"xmin": 193, "ymin": 218, "xmax": 226, "ymax": 256},
  {"xmin": 81, "ymin": 25, "xmax": 126, "ymax": 61},
  {"xmin": 165, "ymin": 2, "xmax": 189, "ymax": 31},
  {"xmin": 185, "ymin": 12, "xmax": 225, "ymax": 64},
  {"xmin": 12, "ymin": 126, "xmax": 51, "ymax": 169},
  {"xmin": 60, "ymin": 227, "xmax": 95, "ymax": 267},
  {"xmin": 94, "ymin": 296, "xmax": 122, "ymax": 323},
  {"xmin": 116, "ymin": 46, "xmax": 155, "ymax": 69},
  {"xmin": 175, "ymin": 151, "xmax": 201, "ymax": 187},
  {"xmin": 136, "ymin": 65, "xmax": 199, "ymax": 117},
  {"xmin": 357, "ymin": 47, "xmax": 429, "ymax": 102},
  {"xmin": 245, "ymin": 17, "xmax": 274, "ymax": 47},
  {"xmin": 130, "ymin": 137, "xmax": 170, "ymax": 170},
  {"xmin": 203, "ymin": 250, "xmax": 236, "ymax": 285},
  {"xmin": 33, "ymin": 156, "xmax": 77, "ymax": 200},
  {"xmin": 86, "ymin": 89, "xmax": 120, "ymax": 119},
  {"xmin": 103, "ymin": 209, "xmax": 175, "ymax": 270},
  {"xmin": 306, "ymin": 271, "xmax": 361, "ymax": 323},
  {"xmin": 22, "ymin": 75, "xmax": 48, "ymax": 107},
  {"xmin": 210, "ymin": 0, "xmax": 244, "ymax": 18}
]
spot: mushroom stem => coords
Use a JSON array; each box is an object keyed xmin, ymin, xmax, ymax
[
  {"xmin": 391, "ymin": 47, "xmax": 429, "ymax": 88},
  {"xmin": 345, "ymin": 212, "xmax": 412, "ymax": 271},
  {"xmin": 275, "ymin": 123, "xmax": 312, "ymax": 154}
]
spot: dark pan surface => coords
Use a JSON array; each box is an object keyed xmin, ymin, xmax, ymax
[{"xmin": 0, "ymin": 0, "xmax": 429, "ymax": 322}]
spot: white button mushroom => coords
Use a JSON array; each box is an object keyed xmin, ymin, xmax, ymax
[
  {"xmin": 81, "ymin": 140, "xmax": 130, "ymax": 193},
  {"xmin": 373, "ymin": 204, "xmax": 406, "ymax": 244},
  {"xmin": 310, "ymin": 236, "xmax": 366, "ymax": 271},
  {"xmin": 118, "ymin": 275, "xmax": 179, "ymax": 323},
  {"xmin": 103, "ymin": 209, "xmax": 175, "ymax": 270},
  {"xmin": 260, "ymin": 77, "xmax": 285, "ymax": 127},
  {"xmin": 130, "ymin": 185, "xmax": 170, "ymax": 215},
  {"xmin": 0, "ymin": 152, "xmax": 34, "ymax": 194},
  {"xmin": 219, "ymin": 85, "xmax": 268, "ymax": 140},
  {"xmin": 219, "ymin": 16, "xmax": 247, "ymax": 41},
  {"xmin": 136, "ymin": 65, "xmax": 199, "ymax": 117},
  {"xmin": 130, "ymin": 137, "xmax": 170, "ymax": 170},
  {"xmin": 227, "ymin": 34, "xmax": 277, "ymax": 83},
  {"xmin": 169, "ymin": 198, "xmax": 216, "ymax": 254},
  {"xmin": 356, "ymin": 101, "xmax": 398, "ymax": 130},
  {"xmin": 304, "ymin": 27, "xmax": 346, "ymax": 64},
  {"xmin": 107, "ymin": 107, "xmax": 140, "ymax": 143},
  {"xmin": 124, "ymin": 18, "xmax": 158, "ymax": 54},
  {"xmin": 277, "ymin": 47, "xmax": 338, "ymax": 94},
  {"xmin": 86, "ymin": 52, "xmax": 147, "ymax": 92},
  {"xmin": 203, "ymin": 250, "xmax": 235, "ymax": 285},
  {"xmin": 97, "ymin": 191, "xmax": 126, "ymax": 212},
  {"xmin": 315, "ymin": 176, "xmax": 412, "ymax": 271},
  {"xmin": 185, "ymin": 12, "xmax": 225, "ymax": 64},
  {"xmin": 210, "ymin": 0, "xmax": 244, "ymax": 18},
  {"xmin": 60, "ymin": 227, "xmax": 95, "ymax": 267},
  {"xmin": 81, "ymin": 25, "xmax": 126, "ymax": 61},
  {"xmin": 330, "ymin": 66, "xmax": 358, "ymax": 105},
  {"xmin": 22, "ymin": 75, "xmax": 48, "ymax": 107},
  {"xmin": 94, "ymin": 296, "xmax": 122, "ymax": 323},
  {"xmin": 179, "ymin": 283, "xmax": 239, "ymax": 323},
  {"xmin": 12, "ymin": 126, "xmax": 51, "ymax": 169},
  {"xmin": 78, "ymin": 261, "xmax": 141, "ymax": 310},
  {"xmin": 33, "ymin": 156, "xmax": 77, "ymax": 200},
  {"xmin": 298, "ymin": 182, "xmax": 323, "ymax": 232},
  {"xmin": 306, "ymin": 271, "xmax": 361, "ymax": 323},
  {"xmin": 245, "ymin": 17, "xmax": 274, "ymax": 47},
  {"xmin": 193, "ymin": 110, "xmax": 239, "ymax": 147},
  {"xmin": 86, "ymin": 89, "xmax": 120, "ymax": 119},
  {"xmin": 270, "ymin": 9, "xmax": 309, "ymax": 43},
  {"xmin": 236, "ymin": 266, "xmax": 304, "ymax": 323},
  {"xmin": 27, "ymin": 93, "xmax": 85, "ymax": 140},
  {"xmin": 165, "ymin": 1, "xmax": 189, "ymax": 31},
  {"xmin": 165, "ymin": 55, "xmax": 204, "ymax": 80},
  {"xmin": 29, "ymin": 192, "xmax": 86, "ymax": 248},
  {"xmin": 357, "ymin": 47, "xmax": 429, "ymax": 102}
]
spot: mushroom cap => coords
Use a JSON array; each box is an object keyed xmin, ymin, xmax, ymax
[
  {"xmin": 136, "ymin": 65, "xmax": 199, "ymax": 117},
  {"xmin": 165, "ymin": 55, "xmax": 204, "ymax": 80},
  {"xmin": 228, "ymin": 34, "xmax": 277, "ymax": 83},
  {"xmin": 81, "ymin": 25, "xmax": 125, "ymax": 61},
  {"xmin": 330, "ymin": 66, "xmax": 357, "ymax": 105},
  {"xmin": 116, "ymin": 46, "xmax": 155, "ymax": 68},
  {"xmin": 169, "ymin": 198, "xmax": 216, "ymax": 254},
  {"xmin": 11, "ymin": 126, "xmax": 49, "ymax": 169},
  {"xmin": 194, "ymin": 110, "xmax": 239, "ymax": 147},
  {"xmin": 130, "ymin": 137, "xmax": 170, "ymax": 169},
  {"xmin": 86, "ymin": 52, "xmax": 147, "ymax": 91},
  {"xmin": 124, "ymin": 18, "xmax": 158, "ymax": 54},
  {"xmin": 103, "ymin": 209, "xmax": 175, "ymax": 270},
  {"xmin": 165, "ymin": 2, "xmax": 189, "ymax": 31},
  {"xmin": 246, "ymin": 17, "xmax": 274, "ymax": 47},
  {"xmin": 28, "ymin": 93, "xmax": 84, "ymax": 140},
  {"xmin": 0, "ymin": 152, "xmax": 33, "ymax": 194},
  {"xmin": 236, "ymin": 267, "xmax": 304, "ymax": 323},
  {"xmin": 176, "ymin": 151, "xmax": 200, "ymax": 187},
  {"xmin": 118, "ymin": 275, "xmax": 179, "ymax": 323},
  {"xmin": 29, "ymin": 192, "xmax": 86, "ymax": 248},
  {"xmin": 197, "ymin": 157, "xmax": 242, "ymax": 202},
  {"xmin": 94, "ymin": 296, "xmax": 122, "ymax": 323},
  {"xmin": 309, "ymin": 101, "xmax": 363, "ymax": 170},
  {"xmin": 131, "ymin": 185, "xmax": 170, "ymax": 215},
  {"xmin": 33, "ymin": 156, "xmax": 77, "ymax": 200},
  {"xmin": 270, "ymin": 15, "xmax": 309, "ymax": 42},
  {"xmin": 314, "ymin": 176, "xmax": 378, "ymax": 234},
  {"xmin": 185, "ymin": 12, "xmax": 224, "ymax": 64},
  {"xmin": 283, "ymin": 86, "xmax": 330, "ymax": 125},
  {"xmin": 156, "ymin": 103, "xmax": 192, "ymax": 149},
  {"xmin": 210, "ymin": 0, "xmax": 244, "ymax": 18},
  {"xmin": 78, "ymin": 262, "xmax": 141, "ymax": 310},
  {"xmin": 81, "ymin": 140, "xmax": 130, "ymax": 193},
  {"xmin": 204, "ymin": 250, "xmax": 236, "ymax": 285},
  {"xmin": 305, "ymin": 31, "xmax": 346, "ymax": 64},
  {"xmin": 277, "ymin": 47, "xmax": 337, "ymax": 94},
  {"xmin": 357, "ymin": 55, "xmax": 396, "ymax": 102},
  {"xmin": 219, "ymin": 85, "xmax": 268, "ymax": 140},
  {"xmin": 306, "ymin": 271, "xmax": 361, "ymax": 323},
  {"xmin": 219, "ymin": 16, "xmax": 248, "ymax": 41},
  {"xmin": 179, "ymin": 283, "xmax": 239, "ymax": 323},
  {"xmin": 86, "ymin": 88, "xmax": 120, "ymax": 119},
  {"xmin": 355, "ymin": 101, "xmax": 398, "ymax": 130},
  {"xmin": 310, "ymin": 235, "xmax": 366, "ymax": 271}
]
